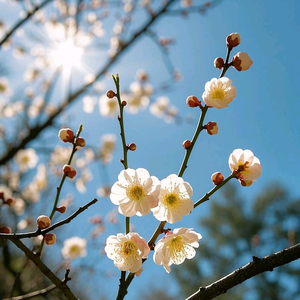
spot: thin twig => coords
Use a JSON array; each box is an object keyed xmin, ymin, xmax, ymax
[
  {"xmin": 3, "ymin": 284, "xmax": 56, "ymax": 300},
  {"xmin": 8, "ymin": 239, "xmax": 77, "ymax": 300},
  {"xmin": 0, "ymin": 198, "xmax": 98, "ymax": 239},
  {"xmin": 0, "ymin": 0, "xmax": 53, "ymax": 47}
]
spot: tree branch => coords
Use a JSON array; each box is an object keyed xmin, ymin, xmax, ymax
[
  {"xmin": 3, "ymin": 284, "xmax": 56, "ymax": 300},
  {"xmin": 0, "ymin": 0, "xmax": 53, "ymax": 47},
  {"xmin": 0, "ymin": 198, "xmax": 98, "ymax": 239},
  {"xmin": 186, "ymin": 242, "xmax": 300, "ymax": 300},
  {"xmin": 8, "ymin": 239, "xmax": 77, "ymax": 300}
]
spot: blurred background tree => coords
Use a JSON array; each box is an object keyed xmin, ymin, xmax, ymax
[{"xmin": 173, "ymin": 183, "xmax": 300, "ymax": 300}]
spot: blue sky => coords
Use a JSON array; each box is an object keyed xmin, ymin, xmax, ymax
[{"xmin": 1, "ymin": 0, "xmax": 300, "ymax": 299}]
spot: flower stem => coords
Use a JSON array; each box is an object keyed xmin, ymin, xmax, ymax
[
  {"xmin": 37, "ymin": 124, "xmax": 83, "ymax": 256},
  {"xmin": 194, "ymin": 171, "xmax": 238, "ymax": 208},
  {"xmin": 178, "ymin": 106, "xmax": 208, "ymax": 177},
  {"xmin": 112, "ymin": 74, "xmax": 132, "ymax": 296}
]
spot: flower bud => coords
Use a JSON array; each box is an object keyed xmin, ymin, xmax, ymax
[
  {"xmin": 214, "ymin": 57, "xmax": 224, "ymax": 69},
  {"xmin": 37, "ymin": 215, "xmax": 51, "ymax": 229},
  {"xmin": 182, "ymin": 140, "xmax": 191, "ymax": 149},
  {"xmin": 186, "ymin": 95, "xmax": 201, "ymax": 108},
  {"xmin": 211, "ymin": 172, "xmax": 224, "ymax": 185},
  {"xmin": 45, "ymin": 233, "xmax": 56, "ymax": 245},
  {"xmin": 128, "ymin": 143, "xmax": 137, "ymax": 151},
  {"xmin": 232, "ymin": 52, "xmax": 253, "ymax": 71},
  {"xmin": 0, "ymin": 226, "xmax": 12, "ymax": 234},
  {"xmin": 58, "ymin": 128, "xmax": 74, "ymax": 143},
  {"xmin": 106, "ymin": 90, "xmax": 116, "ymax": 99},
  {"xmin": 56, "ymin": 205, "xmax": 67, "ymax": 213},
  {"xmin": 226, "ymin": 33, "xmax": 240, "ymax": 48},
  {"xmin": 122, "ymin": 101, "xmax": 127, "ymax": 106},
  {"xmin": 5, "ymin": 198, "xmax": 15, "ymax": 206},
  {"xmin": 75, "ymin": 137, "xmax": 86, "ymax": 147},
  {"xmin": 63, "ymin": 165, "xmax": 77, "ymax": 179},
  {"xmin": 240, "ymin": 179, "xmax": 253, "ymax": 187},
  {"xmin": 206, "ymin": 121, "xmax": 218, "ymax": 135}
]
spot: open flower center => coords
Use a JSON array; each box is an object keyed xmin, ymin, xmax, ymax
[
  {"xmin": 169, "ymin": 236, "xmax": 187, "ymax": 264},
  {"xmin": 211, "ymin": 88, "xmax": 225, "ymax": 100},
  {"xmin": 69, "ymin": 245, "xmax": 80, "ymax": 255},
  {"xmin": 163, "ymin": 192, "xmax": 180, "ymax": 207},
  {"xmin": 126, "ymin": 184, "xmax": 145, "ymax": 201}
]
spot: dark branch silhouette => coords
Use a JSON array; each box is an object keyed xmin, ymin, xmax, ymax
[{"xmin": 186, "ymin": 242, "xmax": 300, "ymax": 300}]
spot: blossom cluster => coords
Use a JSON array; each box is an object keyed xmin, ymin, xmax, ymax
[{"xmin": 105, "ymin": 146, "xmax": 261, "ymax": 273}]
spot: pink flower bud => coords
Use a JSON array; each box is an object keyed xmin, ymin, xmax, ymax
[
  {"xmin": 58, "ymin": 128, "xmax": 74, "ymax": 143},
  {"xmin": 226, "ymin": 33, "xmax": 241, "ymax": 48},
  {"xmin": 0, "ymin": 226, "xmax": 12, "ymax": 233},
  {"xmin": 182, "ymin": 140, "xmax": 191, "ymax": 149},
  {"xmin": 106, "ymin": 90, "xmax": 116, "ymax": 99},
  {"xmin": 186, "ymin": 95, "xmax": 201, "ymax": 108},
  {"xmin": 206, "ymin": 121, "xmax": 218, "ymax": 135},
  {"xmin": 37, "ymin": 215, "xmax": 51, "ymax": 229},
  {"xmin": 75, "ymin": 137, "xmax": 86, "ymax": 147},
  {"xmin": 45, "ymin": 233, "xmax": 56, "ymax": 245},
  {"xmin": 56, "ymin": 205, "xmax": 67, "ymax": 213},
  {"xmin": 214, "ymin": 57, "xmax": 224, "ymax": 69},
  {"xmin": 128, "ymin": 143, "xmax": 137, "ymax": 151},
  {"xmin": 211, "ymin": 172, "xmax": 224, "ymax": 185},
  {"xmin": 63, "ymin": 165, "xmax": 77, "ymax": 179},
  {"xmin": 232, "ymin": 52, "xmax": 253, "ymax": 71},
  {"xmin": 5, "ymin": 198, "xmax": 15, "ymax": 206}
]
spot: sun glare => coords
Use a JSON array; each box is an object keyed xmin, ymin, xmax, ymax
[{"xmin": 52, "ymin": 39, "xmax": 84, "ymax": 73}]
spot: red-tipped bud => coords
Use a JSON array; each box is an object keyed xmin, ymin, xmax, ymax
[
  {"xmin": 214, "ymin": 57, "xmax": 224, "ymax": 69},
  {"xmin": 58, "ymin": 128, "xmax": 74, "ymax": 143},
  {"xmin": 0, "ymin": 192, "xmax": 4, "ymax": 200},
  {"xmin": 37, "ymin": 215, "xmax": 51, "ymax": 229},
  {"xmin": 232, "ymin": 52, "xmax": 253, "ymax": 71},
  {"xmin": 211, "ymin": 172, "xmax": 224, "ymax": 185},
  {"xmin": 128, "ymin": 143, "xmax": 137, "ymax": 151},
  {"xmin": 240, "ymin": 179, "xmax": 253, "ymax": 187},
  {"xmin": 45, "ymin": 233, "xmax": 56, "ymax": 245},
  {"xmin": 56, "ymin": 205, "xmax": 67, "ymax": 213},
  {"xmin": 122, "ymin": 101, "xmax": 127, "ymax": 106},
  {"xmin": 5, "ymin": 198, "xmax": 15, "ymax": 206},
  {"xmin": 206, "ymin": 121, "xmax": 218, "ymax": 135},
  {"xmin": 186, "ymin": 95, "xmax": 201, "ymax": 108},
  {"xmin": 182, "ymin": 140, "xmax": 192, "ymax": 149},
  {"xmin": 106, "ymin": 90, "xmax": 116, "ymax": 98},
  {"xmin": 0, "ymin": 226, "xmax": 12, "ymax": 234},
  {"xmin": 63, "ymin": 165, "xmax": 77, "ymax": 179},
  {"xmin": 226, "ymin": 33, "xmax": 241, "ymax": 48},
  {"xmin": 75, "ymin": 137, "xmax": 86, "ymax": 147}
]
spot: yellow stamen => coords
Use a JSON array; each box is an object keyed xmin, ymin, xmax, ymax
[
  {"xmin": 126, "ymin": 184, "xmax": 145, "ymax": 201},
  {"xmin": 211, "ymin": 88, "xmax": 225, "ymax": 100}
]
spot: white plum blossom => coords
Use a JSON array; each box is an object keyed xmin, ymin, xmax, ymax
[
  {"xmin": 126, "ymin": 82, "xmax": 153, "ymax": 114},
  {"xmin": 0, "ymin": 77, "xmax": 11, "ymax": 96},
  {"xmin": 61, "ymin": 237, "xmax": 87, "ymax": 260},
  {"xmin": 99, "ymin": 134, "xmax": 117, "ymax": 164},
  {"xmin": 99, "ymin": 94, "xmax": 118, "ymax": 117},
  {"xmin": 202, "ymin": 77, "xmax": 237, "ymax": 109},
  {"xmin": 150, "ymin": 96, "xmax": 169, "ymax": 118},
  {"xmin": 153, "ymin": 227, "xmax": 202, "ymax": 273},
  {"xmin": 151, "ymin": 174, "xmax": 193, "ymax": 224},
  {"xmin": 105, "ymin": 232, "xmax": 150, "ymax": 273},
  {"xmin": 229, "ymin": 149, "xmax": 261, "ymax": 186},
  {"xmin": 110, "ymin": 168, "xmax": 160, "ymax": 217},
  {"xmin": 14, "ymin": 148, "xmax": 38, "ymax": 172}
]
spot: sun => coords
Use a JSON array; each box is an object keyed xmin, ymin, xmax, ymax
[{"xmin": 51, "ymin": 39, "xmax": 84, "ymax": 74}]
